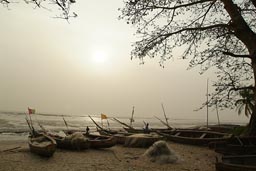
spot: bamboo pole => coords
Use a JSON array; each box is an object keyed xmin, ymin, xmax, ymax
[
  {"xmin": 216, "ymin": 103, "xmax": 220, "ymax": 126},
  {"xmin": 161, "ymin": 103, "xmax": 170, "ymax": 128},
  {"xmin": 112, "ymin": 118, "xmax": 134, "ymax": 129},
  {"xmin": 206, "ymin": 79, "xmax": 209, "ymax": 128},
  {"xmin": 129, "ymin": 106, "xmax": 135, "ymax": 127},
  {"xmin": 88, "ymin": 115, "xmax": 105, "ymax": 131},
  {"xmin": 154, "ymin": 116, "xmax": 172, "ymax": 129}
]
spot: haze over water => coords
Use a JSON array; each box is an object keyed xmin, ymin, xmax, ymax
[{"xmin": 0, "ymin": 1, "xmax": 249, "ymax": 124}]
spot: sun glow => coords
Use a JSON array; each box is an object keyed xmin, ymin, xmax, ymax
[{"xmin": 92, "ymin": 51, "xmax": 107, "ymax": 64}]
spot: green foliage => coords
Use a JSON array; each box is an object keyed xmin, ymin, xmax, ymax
[
  {"xmin": 229, "ymin": 125, "xmax": 248, "ymax": 136},
  {"xmin": 235, "ymin": 89, "xmax": 255, "ymax": 117}
]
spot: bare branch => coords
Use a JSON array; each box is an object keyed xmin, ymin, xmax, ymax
[
  {"xmin": 221, "ymin": 51, "xmax": 251, "ymax": 58},
  {"xmin": 147, "ymin": 0, "xmax": 213, "ymax": 11}
]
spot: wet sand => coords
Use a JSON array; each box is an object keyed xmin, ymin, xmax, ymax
[{"xmin": 0, "ymin": 140, "xmax": 219, "ymax": 171}]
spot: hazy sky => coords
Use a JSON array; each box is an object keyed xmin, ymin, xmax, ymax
[{"xmin": 0, "ymin": 1, "xmax": 249, "ymax": 123}]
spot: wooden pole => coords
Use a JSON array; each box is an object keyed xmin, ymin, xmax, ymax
[
  {"xmin": 154, "ymin": 116, "xmax": 172, "ymax": 129},
  {"xmin": 130, "ymin": 106, "xmax": 135, "ymax": 127},
  {"xmin": 216, "ymin": 102, "xmax": 220, "ymax": 126},
  {"xmin": 161, "ymin": 103, "xmax": 170, "ymax": 128},
  {"xmin": 112, "ymin": 118, "xmax": 134, "ymax": 129},
  {"xmin": 206, "ymin": 79, "xmax": 209, "ymax": 129},
  {"xmin": 88, "ymin": 115, "xmax": 105, "ymax": 131},
  {"xmin": 62, "ymin": 116, "xmax": 69, "ymax": 131}
]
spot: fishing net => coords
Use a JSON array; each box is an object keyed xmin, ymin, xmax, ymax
[
  {"xmin": 143, "ymin": 140, "xmax": 180, "ymax": 164},
  {"xmin": 124, "ymin": 133, "xmax": 162, "ymax": 148},
  {"xmin": 65, "ymin": 132, "xmax": 89, "ymax": 150}
]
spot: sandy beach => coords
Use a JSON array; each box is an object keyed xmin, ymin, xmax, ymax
[{"xmin": 0, "ymin": 140, "xmax": 220, "ymax": 171}]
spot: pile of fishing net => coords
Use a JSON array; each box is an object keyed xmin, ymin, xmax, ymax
[
  {"xmin": 65, "ymin": 132, "xmax": 89, "ymax": 150},
  {"xmin": 124, "ymin": 133, "xmax": 162, "ymax": 148},
  {"xmin": 142, "ymin": 140, "xmax": 180, "ymax": 164}
]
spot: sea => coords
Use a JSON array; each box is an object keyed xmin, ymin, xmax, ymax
[{"xmin": 0, "ymin": 111, "xmax": 248, "ymax": 141}]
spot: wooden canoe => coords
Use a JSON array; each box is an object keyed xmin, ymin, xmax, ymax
[
  {"xmin": 51, "ymin": 133, "xmax": 116, "ymax": 149},
  {"xmin": 159, "ymin": 130, "xmax": 232, "ymax": 146},
  {"xmin": 210, "ymin": 136, "xmax": 256, "ymax": 155},
  {"xmin": 123, "ymin": 127, "xmax": 172, "ymax": 134},
  {"xmin": 124, "ymin": 133, "xmax": 163, "ymax": 148},
  {"xmin": 216, "ymin": 155, "xmax": 256, "ymax": 171},
  {"xmin": 28, "ymin": 133, "xmax": 56, "ymax": 157},
  {"xmin": 50, "ymin": 133, "xmax": 90, "ymax": 150},
  {"xmin": 85, "ymin": 134, "xmax": 117, "ymax": 149},
  {"xmin": 123, "ymin": 127, "xmax": 148, "ymax": 133},
  {"xmin": 50, "ymin": 135, "xmax": 73, "ymax": 150}
]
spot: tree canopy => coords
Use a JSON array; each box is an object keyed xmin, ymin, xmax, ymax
[
  {"xmin": 119, "ymin": 0, "xmax": 256, "ymax": 110},
  {"xmin": 1, "ymin": 0, "xmax": 77, "ymax": 20}
]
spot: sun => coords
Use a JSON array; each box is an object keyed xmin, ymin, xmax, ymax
[
  {"xmin": 84, "ymin": 49, "xmax": 113, "ymax": 74},
  {"xmin": 92, "ymin": 51, "xmax": 107, "ymax": 64}
]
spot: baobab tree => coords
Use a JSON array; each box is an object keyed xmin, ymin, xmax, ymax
[{"xmin": 119, "ymin": 0, "xmax": 256, "ymax": 135}]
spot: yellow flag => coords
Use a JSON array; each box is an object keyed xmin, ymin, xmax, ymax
[{"xmin": 101, "ymin": 114, "xmax": 107, "ymax": 120}]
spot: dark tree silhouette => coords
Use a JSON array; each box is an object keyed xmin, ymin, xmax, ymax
[
  {"xmin": 120, "ymin": 0, "xmax": 256, "ymax": 135},
  {"xmin": 235, "ymin": 89, "xmax": 254, "ymax": 117},
  {"xmin": 1, "ymin": 0, "xmax": 76, "ymax": 20}
]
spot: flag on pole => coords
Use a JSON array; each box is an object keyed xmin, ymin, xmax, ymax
[
  {"xmin": 28, "ymin": 107, "xmax": 36, "ymax": 114},
  {"xmin": 101, "ymin": 113, "xmax": 107, "ymax": 120}
]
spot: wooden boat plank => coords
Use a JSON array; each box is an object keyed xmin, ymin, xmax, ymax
[
  {"xmin": 160, "ymin": 130, "xmax": 232, "ymax": 146},
  {"xmin": 28, "ymin": 134, "xmax": 56, "ymax": 157},
  {"xmin": 216, "ymin": 155, "xmax": 256, "ymax": 171}
]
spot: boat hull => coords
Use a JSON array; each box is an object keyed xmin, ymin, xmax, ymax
[
  {"xmin": 216, "ymin": 155, "xmax": 256, "ymax": 171},
  {"xmin": 160, "ymin": 130, "xmax": 232, "ymax": 146},
  {"xmin": 28, "ymin": 134, "xmax": 56, "ymax": 157}
]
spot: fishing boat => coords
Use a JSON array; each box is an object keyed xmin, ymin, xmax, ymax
[
  {"xmin": 28, "ymin": 133, "xmax": 57, "ymax": 157},
  {"xmin": 123, "ymin": 127, "xmax": 173, "ymax": 134},
  {"xmin": 94, "ymin": 129, "xmax": 130, "ymax": 144},
  {"xmin": 49, "ymin": 132, "xmax": 90, "ymax": 150},
  {"xmin": 210, "ymin": 136, "xmax": 256, "ymax": 155},
  {"xmin": 159, "ymin": 129, "xmax": 232, "ymax": 146},
  {"xmin": 191, "ymin": 124, "xmax": 240, "ymax": 133},
  {"xmin": 85, "ymin": 133, "xmax": 117, "ymax": 149},
  {"xmin": 123, "ymin": 127, "xmax": 149, "ymax": 133},
  {"xmin": 113, "ymin": 104, "xmax": 173, "ymax": 134},
  {"xmin": 88, "ymin": 115, "xmax": 121, "ymax": 135},
  {"xmin": 51, "ymin": 132, "xmax": 116, "ymax": 149},
  {"xmin": 124, "ymin": 133, "xmax": 163, "ymax": 148},
  {"xmin": 216, "ymin": 155, "xmax": 256, "ymax": 171},
  {"xmin": 50, "ymin": 134, "xmax": 73, "ymax": 150},
  {"xmin": 96, "ymin": 127, "xmax": 121, "ymax": 135}
]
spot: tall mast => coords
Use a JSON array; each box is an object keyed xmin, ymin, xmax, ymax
[
  {"xmin": 161, "ymin": 103, "xmax": 170, "ymax": 128},
  {"xmin": 206, "ymin": 78, "xmax": 209, "ymax": 128},
  {"xmin": 216, "ymin": 102, "xmax": 220, "ymax": 126},
  {"xmin": 130, "ymin": 106, "xmax": 135, "ymax": 127}
]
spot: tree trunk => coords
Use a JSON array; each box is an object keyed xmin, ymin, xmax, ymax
[
  {"xmin": 248, "ymin": 58, "xmax": 256, "ymax": 135},
  {"xmin": 222, "ymin": 0, "xmax": 256, "ymax": 135},
  {"xmin": 248, "ymin": 110, "xmax": 256, "ymax": 135}
]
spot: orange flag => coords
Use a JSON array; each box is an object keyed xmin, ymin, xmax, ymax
[{"xmin": 101, "ymin": 113, "xmax": 107, "ymax": 120}]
